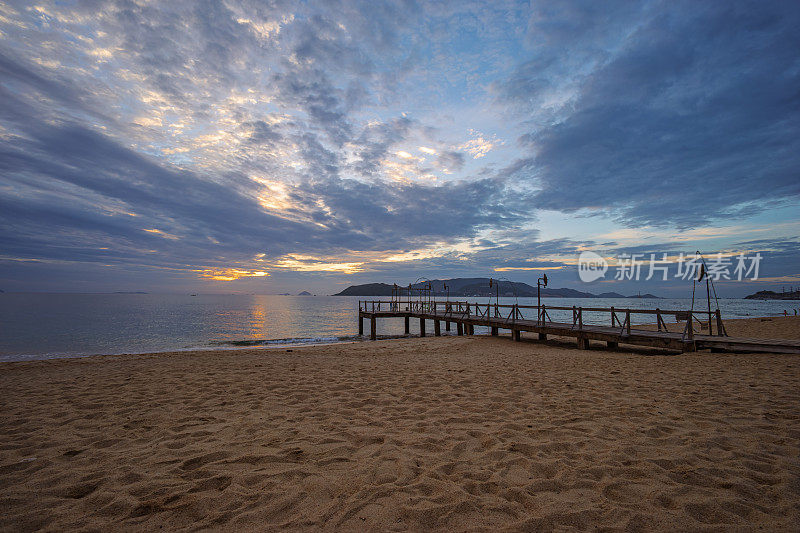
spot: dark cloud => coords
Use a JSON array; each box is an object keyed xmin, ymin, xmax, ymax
[
  {"xmin": 0, "ymin": 123, "xmax": 306, "ymax": 266},
  {"xmin": 246, "ymin": 121, "xmax": 283, "ymax": 145},
  {"xmin": 272, "ymin": 67, "xmax": 353, "ymax": 145},
  {"xmin": 0, "ymin": 51, "xmax": 85, "ymax": 110},
  {"xmin": 435, "ymin": 150, "xmax": 465, "ymax": 173},
  {"xmin": 0, "ymin": 51, "xmax": 108, "ymax": 127},
  {"xmin": 303, "ymin": 174, "xmax": 524, "ymax": 247},
  {"xmin": 349, "ymin": 118, "xmax": 412, "ymax": 175},
  {"xmin": 735, "ymin": 238, "xmax": 800, "ymax": 253},
  {"xmin": 503, "ymin": 1, "xmax": 800, "ymax": 227}
]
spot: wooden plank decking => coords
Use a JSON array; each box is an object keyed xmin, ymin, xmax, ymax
[{"xmin": 358, "ymin": 301, "xmax": 800, "ymax": 354}]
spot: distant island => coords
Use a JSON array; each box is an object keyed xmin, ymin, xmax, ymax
[
  {"xmin": 744, "ymin": 289, "xmax": 800, "ymax": 301},
  {"xmin": 298, "ymin": 291, "xmax": 312, "ymax": 296},
  {"xmin": 334, "ymin": 278, "xmax": 659, "ymax": 299},
  {"xmin": 596, "ymin": 292, "xmax": 625, "ymax": 298},
  {"xmin": 626, "ymin": 293, "xmax": 661, "ymax": 299},
  {"xmin": 113, "ymin": 291, "xmax": 148, "ymax": 294}
]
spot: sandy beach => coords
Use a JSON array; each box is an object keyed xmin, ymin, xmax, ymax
[
  {"xmin": 648, "ymin": 314, "xmax": 800, "ymax": 340},
  {"xmin": 1, "ymin": 317, "xmax": 799, "ymax": 531}
]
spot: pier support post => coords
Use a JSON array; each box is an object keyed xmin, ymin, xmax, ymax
[
  {"xmin": 419, "ymin": 318, "xmax": 426, "ymax": 337},
  {"xmin": 434, "ymin": 320, "xmax": 441, "ymax": 336},
  {"xmin": 468, "ymin": 324, "xmax": 474, "ymax": 335},
  {"xmin": 577, "ymin": 337, "xmax": 589, "ymax": 350},
  {"xmin": 370, "ymin": 316, "xmax": 376, "ymax": 341},
  {"xmin": 538, "ymin": 333, "xmax": 547, "ymax": 341},
  {"xmin": 607, "ymin": 341, "xmax": 618, "ymax": 349},
  {"xmin": 457, "ymin": 323, "xmax": 463, "ymax": 336},
  {"xmin": 491, "ymin": 326, "xmax": 498, "ymax": 336},
  {"xmin": 513, "ymin": 330, "xmax": 521, "ymax": 342},
  {"xmin": 404, "ymin": 316, "xmax": 409, "ymax": 334},
  {"xmin": 445, "ymin": 321, "xmax": 451, "ymax": 331},
  {"xmin": 359, "ymin": 316, "xmax": 363, "ymax": 336}
]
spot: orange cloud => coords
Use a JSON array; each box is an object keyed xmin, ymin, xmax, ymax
[{"xmin": 197, "ymin": 268, "xmax": 270, "ymax": 281}]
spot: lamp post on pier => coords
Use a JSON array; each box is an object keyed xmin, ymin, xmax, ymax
[{"xmin": 537, "ymin": 273, "xmax": 548, "ymax": 324}]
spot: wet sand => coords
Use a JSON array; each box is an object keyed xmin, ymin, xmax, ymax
[{"xmin": 1, "ymin": 316, "xmax": 799, "ymax": 531}]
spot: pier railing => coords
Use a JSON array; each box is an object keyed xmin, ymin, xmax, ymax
[{"xmin": 358, "ymin": 300, "xmax": 727, "ymax": 338}]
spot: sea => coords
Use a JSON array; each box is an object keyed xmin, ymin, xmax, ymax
[{"xmin": 0, "ymin": 293, "xmax": 797, "ymax": 362}]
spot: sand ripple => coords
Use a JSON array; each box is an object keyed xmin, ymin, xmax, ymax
[{"xmin": 1, "ymin": 334, "xmax": 799, "ymax": 530}]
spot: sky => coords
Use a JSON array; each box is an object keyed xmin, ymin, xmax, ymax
[{"xmin": 0, "ymin": 0, "xmax": 798, "ymax": 297}]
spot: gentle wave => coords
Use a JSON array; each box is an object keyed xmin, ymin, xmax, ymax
[
  {"xmin": 206, "ymin": 333, "xmax": 427, "ymax": 348},
  {"xmin": 0, "ymin": 333, "xmax": 423, "ymax": 362},
  {"xmin": 210, "ymin": 335, "xmax": 358, "ymax": 347}
]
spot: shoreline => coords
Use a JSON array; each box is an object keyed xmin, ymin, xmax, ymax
[
  {"xmin": 0, "ymin": 339, "xmax": 364, "ymax": 365},
  {"xmin": 2, "ymin": 314, "xmax": 798, "ymax": 364},
  {"xmin": 0, "ymin": 334, "xmax": 419, "ymax": 364}
]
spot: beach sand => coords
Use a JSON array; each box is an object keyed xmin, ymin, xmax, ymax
[
  {"xmin": 1, "ymin": 317, "xmax": 799, "ymax": 531},
  {"xmin": 648, "ymin": 314, "xmax": 800, "ymax": 340}
]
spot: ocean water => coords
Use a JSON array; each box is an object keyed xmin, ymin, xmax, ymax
[{"xmin": 0, "ymin": 293, "xmax": 796, "ymax": 361}]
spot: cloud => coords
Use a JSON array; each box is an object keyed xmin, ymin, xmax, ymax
[
  {"xmin": 347, "ymin": 117, "xmax": 413, "ymax": 175},
  {"xmin": 0, "ymin": 113, "xmax": 526, "ymax": 283},
  {"xmin": 457, "ymin": 130, "xmax": 501, "ymax": 159},
  {"xmin": 246, "ymin": 120, "xmax": 283, "ymax": 145},
  {"xmin": 501, "ymin": 1, "xmax": 800, "ymax": 227},
  {"xmin": 434, "ymin": 150, "xmax": 464, "ymax": 172},
  {"xmin": 1, "ymin": 0, "xmax": 799, "ymax": 293},
  {"xmin": 0, "ymin": 50, "xmax": 92, "ymax": 114}
]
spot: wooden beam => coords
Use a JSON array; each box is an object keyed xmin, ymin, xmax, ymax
[
  {"xmin": 513, "ymin": 329, "xmax": 521, "ymax": 342},
  {"xmin": 404, "ymin": 316, "xmax": 409, "ymax": 334},
  {"xmin": 445, "ymin": 321, "xmax": 451, "ymax": 331},
  {"xmin": 419, "ymin": 318, "xmax": 426, "ymax": 337},
  {"xmin": 355, "ymin": 302, "xmax": 800, "ymax": 354},
  {"xmin": 491, "ymin": 326, "xmax": 498, "ymax": 336},
  {"xmin": 434, "ymin": 320, "xmax": 441, "ymax": 336}
]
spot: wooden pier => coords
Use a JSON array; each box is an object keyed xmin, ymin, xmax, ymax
[{"xmin": 358, "ymin": 300, "xmax": 800, "ymax": 354}]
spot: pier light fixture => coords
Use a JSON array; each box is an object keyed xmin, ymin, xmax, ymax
[{"xmin": 537, "ymin": 273, "xmax": 548, "ymax": 323}]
